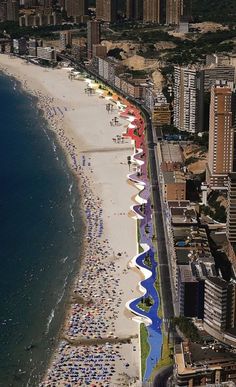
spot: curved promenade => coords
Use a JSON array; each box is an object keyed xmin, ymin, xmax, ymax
[{"xmin": 120, "ymin": 105, "xmax": 163, "ymax": 381}]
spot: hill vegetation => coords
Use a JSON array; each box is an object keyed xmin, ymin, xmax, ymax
[{"xmin": 192, "ymin": 0, "xmax": 236, "ymax": 23}]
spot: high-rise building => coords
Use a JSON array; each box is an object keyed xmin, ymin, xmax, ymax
[
  {"xmin": 38, "ymin": 0, "xmax": 52, "ymax": 8},
  {"xmin": 0, "ymin": 2, "xmax": 7, "ymax": 21},
  {"xmin": 159, "ymin": 0, "xmax": 166, "ymax": 24},
  {"xmin": 181, "ymin": 0, "xmax": 192, "ymax": 21},
  {"xmin": 166, "ymin": 0, "xmax": 180, "ymax": 25},
  {"xmin": 28, "ymin": 38, "xmax": 41, "ymax": 56},
  {"xmin": 87, "ymin": 19, "xmax": 101, "ymax": 59},
  {"xmin": 6, "ymin": 0, "xmax": 19, "ymax": 21},
  {"xmin": 60, "ymin": 30, "xmax": 72, "ymax": 50},
  {"xmin": 206, "ymin": 82, "xmax": 235, "ymax": 189},
  {"xmin": 173, "ymin": 66, "xmax": 204, "ymax": 133},
  {"xmin": 65, "ymin": 0, "xmax": 84, "ymax": 18},
  {"xmin": 204, "ymin": 277, "xmax": 236, "ymax": 339},
  {"xmin": 96, "ymin": 0, "xmax": 117, "ymax": 22},
  {"xmin": 126, "ymin": 0, "xmax": 143, "ymax": 20},
  {"xmin": 13, "ymin": 37, "xmax": 27, "ymax": 55},
  {"xmin": 143, "ymin": 0, "xmax": 160, "ymax": 23}
]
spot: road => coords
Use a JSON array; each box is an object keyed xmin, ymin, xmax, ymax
[{"xmin": 145, "ymin": 122, "xmax": 174, "ymax": 325}]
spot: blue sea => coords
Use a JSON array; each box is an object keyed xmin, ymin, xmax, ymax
[{"xmin": 0, "ymin": 73, "xmax": 83, "ymax": 386}]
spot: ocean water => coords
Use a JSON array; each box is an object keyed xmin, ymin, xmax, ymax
[{"xmin": 0, "ymin": 73, "xmax": 83, "ymax": 386}]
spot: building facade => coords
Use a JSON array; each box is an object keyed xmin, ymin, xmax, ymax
[
  {"xmin": 6, "ymin": 0, "xmax": 19, "ymax": 21},
  {"xmin": 207, "ymin": 82, "xmax": 235, "ymax": 189},
  {"xmin": 152, "ymin": 103, "xmax": 171, "ymax": 127},
  {"xmin": 65, "ymin": 0, "xmax": 84, "ymax": 18},
  {"xmin": 37, "ymin": 46, "xmax": 56, "ymax": 61},
  {"xmin": 227, "ymin": 173, "xmax": 236, "ymax": 244},
  {"xmin": 166, "ymin": 0, "xmax": 181, "ymax": 25},
  {"xmin": 87, "ymin": 20, "xmax": 101, "ymax": 59},
  {"xmin": 173, "ymin": 66, "xmax": 204, "ymax": 133},
  {"xmin": 96, "ymin": 0, "xmax": 117, "ymax": 22},
  {"xmin": 92, "ymin": 44, "xmax": 107, "ymax": 58},
  {"xmin": 126, "ymin": 0, "xmax": 143, "ymax": 20},
  {"xmin": 60, "ymin": 30, "xmax": 72, "ymax": 50},
  {"xmin": 143, "ymin": 0, "xmax": 160, "ymax": 23},
  {"xmin": 203, "ymin": 277, "xmax": 236, "ymax": 346},
  {"xmin": 13, "ymin": 37, "xmax": 27, "ymax": 55}
]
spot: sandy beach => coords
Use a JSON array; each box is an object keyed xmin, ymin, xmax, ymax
[{"xmin": 0, "ymin": 55, "xmax": 144, "ymax": 386}]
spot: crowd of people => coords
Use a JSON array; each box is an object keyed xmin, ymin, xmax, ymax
[
  {"xmin": 31, "ymin": 82, "xmax": 135, "ymax": 385},
  {"xmin": 0, "ymin": 68, "xmax": 139, "ymax": 386}
]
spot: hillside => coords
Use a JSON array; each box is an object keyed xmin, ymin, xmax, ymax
[{"xmin": 192, "ymin": 0, "xmax": 236, "ymax": 23}]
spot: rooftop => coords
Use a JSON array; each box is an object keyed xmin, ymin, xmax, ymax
[
  {"xmin": 170, "ymin": 207, "xmax": 198, "ymax": 225},
  {"xmin": 162, "ymin": 170, "xmax": 186, "ymax": 184},
  {"xmin": 160, "ymin": 143, "xmax": 183, "ymax": 164},
  {"xmin": 179, "ymin": 265, "xmax": 197, "ymax": 282},
  {"xmin": 168, "ymin": 200, "xmax": 190, "ymax": 207},
  {"xmin": 206, "ymin": 276, "xmax": 229, "ymax": 289},
  {"xmin": 175, "ymin": 341, "xmax": 236, "ymax": 376}
]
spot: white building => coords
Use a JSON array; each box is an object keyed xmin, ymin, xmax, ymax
[
  {"xmin": 174, "ymin": 66, "xmax": 204, "ymax": 133},
  {"xmin": 37, "ymin": 46, "xmax": 56, "ymax": 61}
]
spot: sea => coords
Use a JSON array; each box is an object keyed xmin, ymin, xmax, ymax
[{"xmin": 0, "ymin": 72, "xmax": 83, "ymax": 386}]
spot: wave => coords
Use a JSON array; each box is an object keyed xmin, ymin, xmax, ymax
[
  {"xmin": 68, "ymin": 182, "xmax": 73, "ymax": 195},
  {"xmin": 42, "ymin": 127, "xmax": 51, "ymax": 142},
  {"xmin": 60, "ymin": 256, "xmax": 68, "ymax": 264},
  {"xmin": 45, "ymin": 308, "xmax": 55, "ymax": 335},
  {"xmin": 26, "ymin": 366, "xmax": 36, "ymax": 387},
  {"xmin": 70, "ymin": 207, "xmax": 76, "ymax": 232},
  {"xmin": 52, "ymin": 141, "xmax": 57, "ymax": 153},
  {"xmin": 45, "ymin": 273, "xmax": 69, "ymax": 335},
  {"xmin": 56, "ymin": 274, "xmax": 68, "ymax": 305}
]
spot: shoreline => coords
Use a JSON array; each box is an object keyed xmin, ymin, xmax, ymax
[{"xmin": 0, "ymin": 56, "xmax": 142, "ymax": 385}]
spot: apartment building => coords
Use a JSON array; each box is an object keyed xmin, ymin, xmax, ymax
[
  {"xmin": 173, "ymin": 66, "xmax": 204, "ymax": 133},
  {"xmin": 65, "ymin": 0, "xmax": 84, "ymax": 18},
  {"xmin": 206, "ymin": 82, "xmax": 235, "ymax": 189},
  {"xmin": 96, "ymin": 0, "xmax": 117, "ymax": 22},
  {"xmin": 203, "ymin": 277, "xmax": 236, "ymax": 346},
  {"xmin": 126, "ymin": 0, "xmax": 143, "ymax": 20},
  {"xmin": 87, "ymin": 20, "xmax": 101, "ymax": 59},
  {"xmin": 143, "ymin": 0, "xmax": 160, "ymax": 23},
  {"xmin": 166, "ymin": 0, "xmax": 181, "ymax": 25},
  {"xmin": 37, "ymin": 46, "xmax": 56, "ymax": 61},
  {"xmin": 60, "ymin": 30, "xmax": 72, "ymax": 50}
]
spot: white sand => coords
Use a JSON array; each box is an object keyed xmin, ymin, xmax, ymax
[{"xmin": 0, "ymin": 55, "xmax": 143, "ymax": 386}]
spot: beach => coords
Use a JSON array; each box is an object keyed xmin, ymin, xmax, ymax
[{"xmin": 0, "ymin": 55, "xmax": 143, "ymax": 385}]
